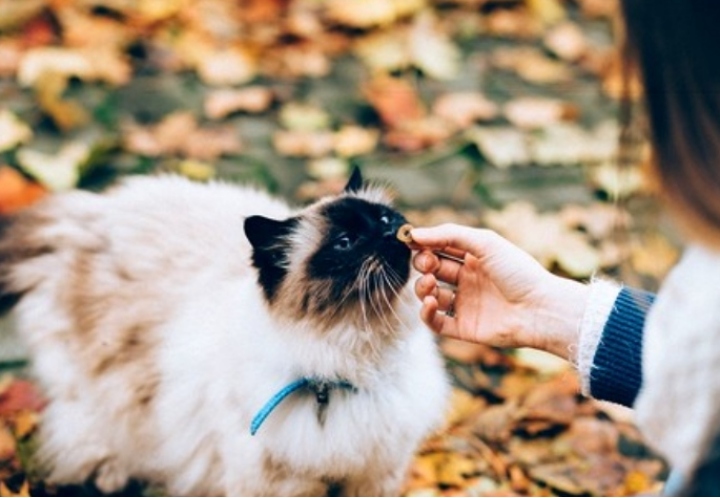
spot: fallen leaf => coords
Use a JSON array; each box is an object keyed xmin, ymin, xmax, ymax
[
  {"xmin": 306, "ymin": 157, "xmax": 349, "ymax": 180},
  {"xmin": 0, "ymin": 39, "xmax": 23, "ymax": 77},
  {"xmin": 0, "ymin": 166, "xmax": 47, "ymax": 215},
  {"xmin": 18, "ymin": 46, "xmax": 130, "ymax": 87},
  {"xmin": 590, "ymin": 162, "xmax": 645, "ymax": 199},
  {"xmin": 16, "ymin": 141, "xmax": 91, "ymax": 191},
  {"xmin": 408, "ymin": 12, "xmax": 461, "ymax": 80},
  {"xmin": 383, "ymin": 116, "xmax": 453, "ymax": 152},
  {"xmin": 630, "ymin": 233, "xmax": 679, "ymax": 280},
  {"xmin": 333, "ymin": 126, "xmax": 379, "ymax": 157},
  {"xmin": 432, "ymin": 92, "xmax": 498, "ymax": 130},
  {"xmin": 0, "ymin": 480, "xmax": 29, "ymax": 498},
  {"xmin": 503, "ymin": 97, "xmax": 578, "ymax": 129},
  {"xmin": 466, "ymin": 127, "xmax": 530, "ymax": 169},
  {"xmin": 472, "ymin": 403, "xmax": 517, "ymax": 444},
  {"xmin": 123, "ymin": 112, "xmax": 242, "ymax": 160},
  {"xmin": 34, "ymin": 71, "xmax": 89, "ymax": 131},
  {"xmin": 530, "ymin": 121, "xmax": 618, "ymax": 166},
  {"xmin": 279, "ymin": 102, "xmax": 331, "ymax": 132},
  {"xmin": 177, "ymin": 160, "xmax": 216, "ymax": 182},
  {"xmin": 0, "ymin": 0, "xmax": 45, "ymax": 31},
  {"xmin": 484, "ymin": 201, "xmax": 565, "ymax": 267},
  {"xmin": 483, "ymin": 9, "xmax": 541, "ymax": 39},
  {"xmin": 0, "ymin": 110, "xmax": 32, "ymax": 152},
  {"xmin": 354, "ymin": 29, "xmax": 411, "ymax": 74},
  {"xmin": 513, "ymin": 349, "xmax": 569, "ymax": 375},
  {"xmin": 0, "ymin": 425, "xmax": 15, "ymax": 461},
  {"xmin": 273, "ymin": 130, "xmax": 335, "ymax": 157},
  {"xmin": 443, "ymin": 388, "xmax": 487, "ymax": 428},
  {"xmin": 543, "ymin": 22, "xmax": 588, "ymax": 62},
  {"xmin": 204, "ymin": 87, "xmax": 274, "ymax": 119},
  {"xmin": 554, "ymin": 232, "xmax": 601, "ymax": 278},
  {"xmin": 0, "ymin": 379, "xmax": 45, "ymax": 417},
  {"xmin": 363, "ymin": 75, "xmax": 426, "ymax": 129},
  {"xmin": 11, "ymin": 411, "xmax": 38, "ymax": 440},
  {"xmin": 325, "ymin": 0, "xmax": 425, "ymax": 28},
  {"xmin": 491, "ymin": 47, "xmax": 573, "ymax": 85},
  {"xmin": 196, "ymin": 46, "xmax": 257, "ymax": 86},
  {"xmin": 526, "ymin": 0, "xmax": 566, "ymax": 26},
  {"xmin": 436, "ymin": 453, "xmax": 477, "ymax": 488},
  {"xmin": 576, "ymin": 0, "xmax": 620, "ymax": 19}
]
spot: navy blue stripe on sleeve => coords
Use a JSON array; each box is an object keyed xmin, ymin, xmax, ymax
[{"xmin": 589, "ymin": 287, "xmax": 655, "ymax": 407}]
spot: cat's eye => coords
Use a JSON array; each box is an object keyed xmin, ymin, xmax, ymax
[
  {"xmin": 380, "ymin": 215, "xmax": 390, "ymax": 224},
  {"xmin": 333, "ymin": 235, "xmax": 353, "ymax": 250}
]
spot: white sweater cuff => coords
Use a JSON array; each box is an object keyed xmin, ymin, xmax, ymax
[{"xmin": 575, "ymin": 278, "xmax": 622, "ymax": 395}]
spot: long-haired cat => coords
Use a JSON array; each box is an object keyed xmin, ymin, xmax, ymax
[{"xmin": 0, "ymin": 168, "xmax": 449, "ymax": 496}]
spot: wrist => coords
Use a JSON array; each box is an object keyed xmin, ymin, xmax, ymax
[{"xmin": 530, "ymin": 277, "xmax": 589, "ymax": 362}]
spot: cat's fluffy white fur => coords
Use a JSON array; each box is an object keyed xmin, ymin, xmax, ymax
[{"xmin": 2, "ymin": 175, "xmax": 449, "ymax": 496}]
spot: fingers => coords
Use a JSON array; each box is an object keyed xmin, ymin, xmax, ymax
[
  {"xmin": 413, "ymin": 250, "xmax": 463, "ymax": 286},
  {"xmin": 414, "ymin": 274, "xmax": 456, "ymax": 310}
]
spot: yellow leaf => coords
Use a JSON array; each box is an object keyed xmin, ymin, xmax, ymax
[
  {"xmin": 0, "ymin": 110, "xmax": 32, "ymax": 152},
  {"xmin": 137, "ymin": 0, "xmax": 188, "ymax": 22},
  {"xmin": 177, "ymin": 160, "xmax": 216, "ymax": 182},
  {"xmin": 0, "ymin": 480, "xmax": 29, "ymax": 498},
  {"xmin": 17, "ymin": 142, "xmax": 90, "ymax": 191},
  {"xmin": 325, "ymin": 0, "xmax": 425, "ymax": 28},
  {"xmin": 0, "ymin": 424, "xmax": 16, "ymax": 460},
  {"xmin": 436, "ymin": 453, "xmax": 477, "ymax": 487},
  {"xmin": 631, "ymin": 233, "xmax": 679, "ymax": 280},
  {"xmin": 11, "ymin": 410, "xmax": 38, "ymax": 439},
  {"xmin": 526, "ymin": 0, "xmax": 566, "ymax": 25},
  {"xmin": 443, "ymin": 388, "xmax": 485, "ymax": 428}
]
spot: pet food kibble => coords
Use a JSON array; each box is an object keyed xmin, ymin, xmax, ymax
[{"xmin": 396, "ymin": 223, "xmax": 414, "ymax": 244}]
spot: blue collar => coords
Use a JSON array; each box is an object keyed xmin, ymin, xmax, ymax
[{"xmin": 250, "ymin": 377, "xmax": 356, "ymax": 435}]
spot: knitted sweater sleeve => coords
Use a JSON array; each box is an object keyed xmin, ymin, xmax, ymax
[{"xmin": 575, "ymin": 280, "xmax": 655, "ymax": 407}]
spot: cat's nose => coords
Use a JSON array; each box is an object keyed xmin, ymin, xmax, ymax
[{"xmin": 381, "ymin": 214, "xmax": 407, "ymax": 239}]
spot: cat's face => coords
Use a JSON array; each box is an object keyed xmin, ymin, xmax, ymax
[{"xmin": 244, "ymin": 169, "xmax": 412, "ymax": 330}]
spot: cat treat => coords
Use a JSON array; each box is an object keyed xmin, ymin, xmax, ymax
[{"xmin": 397, "ymin": 223, "xmax": 414, "ymax": 244}]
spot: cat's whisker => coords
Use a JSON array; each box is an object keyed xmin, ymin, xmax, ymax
[{"xmin": 378, "ymin": 266, "xmax": 413, "ymax": 336}]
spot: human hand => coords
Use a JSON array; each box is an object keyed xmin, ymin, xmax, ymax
[{"xmin": 411, "ymin": 224, "xmax": 588, "ymax": 362}]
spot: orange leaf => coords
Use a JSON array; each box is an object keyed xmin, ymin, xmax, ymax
[
  {"xmin": 363, "ymin": 75, "xmax": 425, "ymax": 129},
  {"xmin": 0, "ymin": 379, "xmax": 46, "ymax": 417},
  {"xmin": 0, "ymin": 167, "xmax": 47, "ymax": 215}
]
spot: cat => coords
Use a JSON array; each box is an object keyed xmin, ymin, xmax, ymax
[{"xmin": 0, "ymin": 168, "xmax": 449, "ymax": 496}]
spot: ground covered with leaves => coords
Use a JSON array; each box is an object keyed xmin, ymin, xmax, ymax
[{"xmin": 0, "ymin": 0, "xmax": 677, "ymax": 495}]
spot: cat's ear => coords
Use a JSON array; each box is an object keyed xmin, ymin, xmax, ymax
[
  {"xmin": 343, "ymin": 166, "xmax": 363, "ymax": 193},
  {"xmin": 244, "ymin": 216, "xmax": 298, "ymax": 302},
  {"xmin": 244, "ymin": 216, "xmax": 295, "ymax": 250}
]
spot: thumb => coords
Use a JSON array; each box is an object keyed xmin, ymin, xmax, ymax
[{"xmin": 411, "ymin": 224, "xmax": 502, "ymax": 257}]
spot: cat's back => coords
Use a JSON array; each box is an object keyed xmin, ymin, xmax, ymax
[{"xmin": 2, "ymin": 175, "xmax": 292, "ymax": 295}]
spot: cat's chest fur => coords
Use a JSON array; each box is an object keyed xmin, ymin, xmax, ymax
[{"xmin": 0, "ymin": 173, "xmax": 449, "ymax": 496}]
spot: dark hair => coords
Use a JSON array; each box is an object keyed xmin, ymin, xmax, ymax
[{"xmin": 621, "ymin": 0, "xmax": 720, "ymax": 244}]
